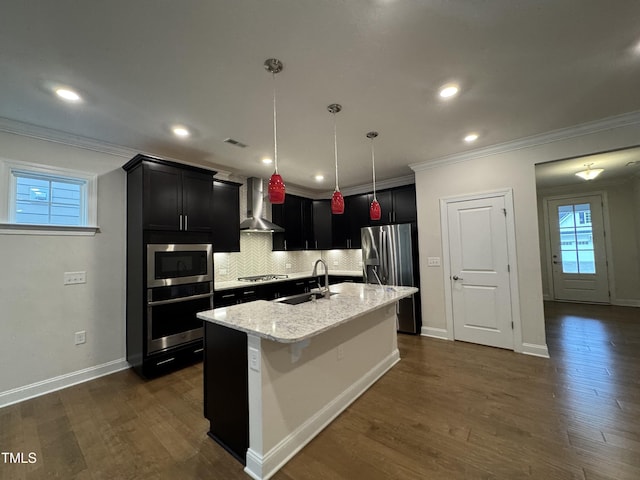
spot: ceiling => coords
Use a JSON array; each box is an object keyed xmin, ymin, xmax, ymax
[{"xmin": 2, "ymin": 1, "xmax": 640, "ymax": 192}]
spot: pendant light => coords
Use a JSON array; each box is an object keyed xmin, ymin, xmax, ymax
[
  {"xmin": 265, "ymin": 58, "xmax": 286, "ymax": 204},
  {"xmin": 328, "ymin": 104, "xmax": 344, "ymax": 214},
  {"xmin": 367, "ymin": 131, "xmax": 381, "ymax": 221}
]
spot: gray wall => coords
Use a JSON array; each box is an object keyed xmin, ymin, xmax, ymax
[
  {"xmin": 413, "ymin": 118, "xmax": 640, "ymax": 354},
  {"xmin": 0, "ymin": 131, "xmax": 128, "ymax": 404}
]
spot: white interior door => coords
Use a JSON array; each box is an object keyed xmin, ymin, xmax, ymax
[
  {"xmin": 547, "ymin": 195, "xmax": 610, "ymax": 303},
  {"xmin": 446, "ymin": 195, "xmax": 514, "ymax": 349}
]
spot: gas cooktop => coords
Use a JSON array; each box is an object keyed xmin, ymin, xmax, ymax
[{"xmin": 237, "ymin": 274, "xmax": 289, "ymax": 283}]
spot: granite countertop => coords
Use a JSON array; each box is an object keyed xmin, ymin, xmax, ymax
[
  {"xmin": 214, "ymin": 270, "xmax": 362, "ymax": 291},
  {"xmin": 198, "ymin": 282, "xmax": 418, "ymax": 343}
]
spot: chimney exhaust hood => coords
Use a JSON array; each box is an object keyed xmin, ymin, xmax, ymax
[{"xmin": 239, "ymin": 177, "xmax": 285, "ymax": 233}]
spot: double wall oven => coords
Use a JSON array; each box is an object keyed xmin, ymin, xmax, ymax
[{"xmin": 146, "ymin": 244, "xmax": 213, "ymax": 354}]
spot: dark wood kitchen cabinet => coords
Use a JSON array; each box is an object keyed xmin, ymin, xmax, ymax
[
  {"xmin": 272, "ymin": 194, "xmax": 305, "ymax": 250},
  {"xmin": 123, "ymin": 154, "xmax": 217, "ymax": 379},
  {"xmin": 331, "ymin": 194, "xmax": 372, "ymax": 249},
  {"xmin": 369, "ymin": 185, "xmax": 417, "ymax": 225},
  {"xmin": 212, "ymin": 179, "xmax": 241, "ymax": 252},
  {"xmin": 312, "ymin": 200, "xmax": 333, "ymax": 250},
  {"xmin": 346, "ymin": 194, "xmax": 371, "ymax": 249},
  {"xmin": 123, "ymin": 154, "xmax": 216, "ymax": 233}
]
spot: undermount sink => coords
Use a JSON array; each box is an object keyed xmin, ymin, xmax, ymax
[{"xmin": 273, "ymin": 291, "xmax": 338, "ymax": 305}]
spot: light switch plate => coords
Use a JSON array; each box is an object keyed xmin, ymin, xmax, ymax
[
  {"xmin": 427, "ymin": 257, "xmax": 441, "ymax": 267},
  {"xmin": 64, "ymin": 271, "xmax": 86, "ymax": 285}
]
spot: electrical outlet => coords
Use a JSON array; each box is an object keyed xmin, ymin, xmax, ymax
[
  {"xmin": 427, "ymin": 257, "xmax": 441, "ymax": 267},
  {"xmin": 333, "ymin": 261, "xmax": 339, "ymax": 266},
  {"xmin": 285, "ymin": 263, "xmax": 292, "ymax": 269},
  {"xmin": 337, "ymin": 344, "xmax": 344, "ymax": 360},
  {"xmin": 74, "ymin": 331, "xmax": 86, "ymax": 345},
  {"xmin": 64, "ymin": 271, "xmax": 86, "ymax": 285},
  {"xmin": 219, "ymin": 268, "xmax": 228, "ymax": 275},
  {"xmin": 249, "ymin": 347, "xmax": 260, "ymax": 372}
]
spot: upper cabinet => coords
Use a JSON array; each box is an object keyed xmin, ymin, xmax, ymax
[
  {"xmin": 271, "ymin": 184, "xmax": 416, "ymax": 251},
  {"xmin": 272, "ymin": 194, "xmax": 305, "ymax": 251},
  {"xmin": 212, "ymin": 180, "xmax": 241, "ymax": 252},
  {"xmin": 122, "ymin": 155, "xmax": 215, "ymax": 233},
  {"xmin": 369, "ymin": 185, "xmax": 417, "ymax": 226}
]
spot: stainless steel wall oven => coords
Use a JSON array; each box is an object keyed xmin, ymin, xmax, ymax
[{"xmin": 146, "ymin": 244, "xmax": 213, "ymax": 354}]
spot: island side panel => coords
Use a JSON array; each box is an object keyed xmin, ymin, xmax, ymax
[
  {"xmin": 204, "ymin": 322, "xmax": 249, "ymax": 464},
  {"xmin": 245, "ymin": 303, "xmax": 399, "ymax": 479}
]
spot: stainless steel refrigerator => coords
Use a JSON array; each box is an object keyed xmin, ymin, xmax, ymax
[{"xmin": 361, "ymin": 223, "xmax": 421, "ymax": 334}]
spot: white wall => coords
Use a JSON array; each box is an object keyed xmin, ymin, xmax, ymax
[
  {"xmin": 537, "ymin": 179, "xmax": 640, "ymax": 306},
  {"xmin": 0, "ymin": 131, "xmax": 129, "ymax": 405},
  {"xmin": 412, "ymin": 118, "xmax": 640, "ymax": 352}
]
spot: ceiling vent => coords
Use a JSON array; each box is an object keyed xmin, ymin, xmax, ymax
[{"xmin": 224, "ymin": 138, "xmax": 248, "ymax": 148}]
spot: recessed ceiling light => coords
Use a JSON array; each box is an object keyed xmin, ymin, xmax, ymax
[
  {"xmin": 55, "ymin": 88, "xmax": 82, "ymax": 102},
  {"xmin": 464, "ymin": 133, "xmax": 479, "ymax": 143},
  {"xmin": 171, "ymin": 126, "xmax": 190, "ymax": 138},
  {"xmin": 262, "ymin": 158, "xmax": 273, "ymax": 165},
  {"xmin": 315, "ymin": 174, "xmax": 324, "ymax": 182},
  {"xmin": 439, "ymin": 83, "xmax": 459, "ymax": 99}
]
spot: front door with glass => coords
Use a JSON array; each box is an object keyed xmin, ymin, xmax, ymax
[{"xmin": 547, "ymin": 194, "xmax": 610, "ymax": 303}]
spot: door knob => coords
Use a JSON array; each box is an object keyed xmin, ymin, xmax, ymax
[{"xmin": 452, "ymin": 275, "xmax": 463, "ymax": 281}]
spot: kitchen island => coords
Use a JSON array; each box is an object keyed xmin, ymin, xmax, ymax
[{"xmin": 197, "ymin": 282, "xmax": 418, "ymax": 480}]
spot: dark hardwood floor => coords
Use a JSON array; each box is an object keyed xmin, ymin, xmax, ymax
[{"xmin": 1, "ymin": 301, "xmax": 639, "ymax": 479}]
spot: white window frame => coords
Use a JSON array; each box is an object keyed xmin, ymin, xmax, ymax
[{"xmin": 0, "ymin": 158, "xmax": 98, "ymax": 236}]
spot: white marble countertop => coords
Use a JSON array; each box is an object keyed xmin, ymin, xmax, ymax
[
  {"xmin": 198, "ymin": 282, "xmax": 418, "ymax": 343},
  {"xmin": 214, "ymin": 270, "xmax": 362, "ymax": 291}
]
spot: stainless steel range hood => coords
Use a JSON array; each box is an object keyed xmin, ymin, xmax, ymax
[{"xmin": 239, "ymin": 177, "xmax": 285, "ymax": 233}]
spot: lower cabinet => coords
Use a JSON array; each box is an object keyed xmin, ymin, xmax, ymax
[
  {"xmin": 140, "ymin": 339, "xmax": 204, "ymax": 378},
  {"xmin": 204, "ymin": 322, "xmax": 248, "ymax": 464},
  {"xmin": 214, "ymin": 275, "xmax": 364, "ymax": 307}
]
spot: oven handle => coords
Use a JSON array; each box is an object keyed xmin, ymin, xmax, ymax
[{"xmin": 147, "ymin": 292, "xmax": 213, "ymax": 307}]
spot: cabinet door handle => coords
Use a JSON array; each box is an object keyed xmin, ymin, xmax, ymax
[
  {"xmin": 315, "ymin": 240, "xmax": 318, "ymax": 249},
  {"xmin": 185, "ymin": 215, "xmax": 188, "ymax": 231},
  {"xmin": 284, "ymin": 240, "xmax": 287, "ymax": 250},
  {"xmin": 193, "ymin": 348, "xmax": 204, "ymax": 354},
  {"xmin": 221, "ymin": 294, "xmax": 235, "ymax": 299},
  {"xmin": 156, "ymin": 357, "xmax": 175, "ymax": 366},
  {"xmin": 243, "ymin": 290, "xmax": 255, "ymax": 295},
  {"xmin": 179, "ymin": 214, "xmax": 183, "ymax": 230}
]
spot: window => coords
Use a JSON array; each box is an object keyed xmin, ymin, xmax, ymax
[
  {"xmin": 12, "ymin": 170, "xmax": 86, "ymax": 225},
  {"xmin": 1, "ymin": 159, "xmax": 97, "ymax": 234}
]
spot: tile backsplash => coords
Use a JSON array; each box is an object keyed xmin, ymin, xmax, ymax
[{"xmin": 214, "ymin": 233, "xmax": 362, "ymax": 282}]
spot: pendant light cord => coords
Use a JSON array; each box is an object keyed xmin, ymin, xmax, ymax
[
  {"xmin": 272, "ymin": 72, "xmax": 278, "ymax": 174},
  {"xmin": 371, "ymin": 137, "xmax": 377, "ymax": 200},
  {"xmin": 333, "ymin": 113, "xmax": 339, "ymax": 191}
]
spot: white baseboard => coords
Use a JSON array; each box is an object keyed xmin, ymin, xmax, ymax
[
  {"xmin": 244, "ymin": 349, "xmax": 400, "ymax": 480},
  {"xmin": 521, "ymin": 343, "xmax": 550, "ymax": 358},
  {"xmin": 0, "ymin": 358, "xmax": 130, "ymax": 409},
  {"xmin": 420, "ymin": 326, "xmax": 451, "ymax": 340},
  {"xmin": 612, "ymin": 299, "xmax": 640, "ymax": 307}
]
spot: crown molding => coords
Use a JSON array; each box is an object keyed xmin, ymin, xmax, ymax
[
  {"xmin": 410, "ymin": 110, "xmax": 640, "ymax": 172},
  {"xmin": 0, "ymin": 117, "xmax": 137, "ymax": 158},
  {"xmin": 314, "ymin": 174, "xmax": 416, "ymax": 199}
]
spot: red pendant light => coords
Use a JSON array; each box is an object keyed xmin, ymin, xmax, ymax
[
  {"xmin": 367, "ymin": 131, "xmax": 381, "ymax": 221},
  {"xmin": 265, "ymin": 58, "xmax": 286, "ymax": 204},
  {"xmin": 328, "ymin": 104, "xmax": 344, "ymax": 214}
]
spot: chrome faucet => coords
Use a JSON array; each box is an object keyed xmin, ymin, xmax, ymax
[{"xmin": 312, "ymin": 259, "xmax": 330, "ymax": 299}]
